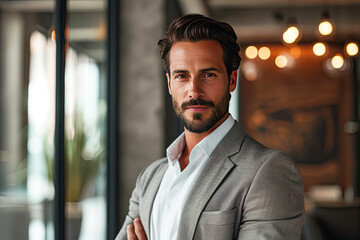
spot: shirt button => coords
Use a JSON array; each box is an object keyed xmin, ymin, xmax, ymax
[{"xmin": 168, "ymin": 204, "xmax": 172, "ymax": 209}]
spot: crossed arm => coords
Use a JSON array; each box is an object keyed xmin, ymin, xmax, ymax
[{"xmin": 126, "ymin": 218, "xmax": 147, "ymax": 240}]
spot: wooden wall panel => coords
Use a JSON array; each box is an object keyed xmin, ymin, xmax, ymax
[{"xmin": 239, "ymin": 44, "xmax": 354, "ymax": 192}]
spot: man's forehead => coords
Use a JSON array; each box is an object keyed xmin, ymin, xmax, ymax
[
  {"xmin": 168, "ymin": 40, "xmax": 224, "ymax": 71},
  {"xmin": 170, "ymin": 40, "xmax": 222, "ymax": 53}
]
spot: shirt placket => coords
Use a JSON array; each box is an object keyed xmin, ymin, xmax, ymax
[{"xmin": 161, "ymin": 166, "xmax": 181, "ymax": 240}]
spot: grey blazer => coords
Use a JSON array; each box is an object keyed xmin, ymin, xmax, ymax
[{"xmin": 115, "ymin": 122, "xmax": 304, "ymax": 240}]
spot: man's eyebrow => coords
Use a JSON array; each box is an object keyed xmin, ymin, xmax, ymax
[
  {"xmin": 171, "ymin": 68, "xmax": 221, "ymax": 76},
  {"xmin": 171, "ymin": 69, "xmax": 189, "ymax": 75},
  {"xmin": 199, "ymin": 67, "xmax": 221, "ymax": 73}
]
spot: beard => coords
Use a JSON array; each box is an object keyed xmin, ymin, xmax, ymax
[{"xmin": 172, "ymin": 91, "xmax": 231, "ymax": 133}]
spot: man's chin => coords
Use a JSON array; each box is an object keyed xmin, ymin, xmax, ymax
[
  {"xmin": 184, "ymin": 126, "xmax": 210, "ymax": 134},
  {"xmin": 182, "ymin": 119, "xmax": 215, "ymax": 134},
  {"xmin": 182, "ymin": 114, "xmax": 205, "ymax": 126}
]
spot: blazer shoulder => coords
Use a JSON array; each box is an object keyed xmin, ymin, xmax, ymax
[
  {"xmin": 233, "ymin": 134, "xmax": 299, "ymax": 176},
  {"xmin": 136, "ymin": 157, "xmax": 167, "ymax": 188},
  {"xmin": 240, "ymin": 134, "xmax": 285, "ymax": 161},
  {"xmin": 142, "ymin": 157, "xmax": 167, "ymax": 175}
]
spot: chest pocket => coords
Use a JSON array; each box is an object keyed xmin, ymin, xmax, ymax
[{"xmin": 194, "ymin": 208, "xmax": 237, "ymax": 240}]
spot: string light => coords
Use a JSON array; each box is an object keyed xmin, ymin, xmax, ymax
[
  {"xmin": 313, "ymin": 42, "xmax": 326, "ymax": 56},
  {"xmin": 318, "ymin": 20, "xmax": 333, "ymax": 36},
  {"xmin": 331, "ymin": 54, "xmax": 344, "ymax": 69},
  {"xmin": 318, "ymin": 11, "xmax": 334, "ymax": 36},
  {"xmin": 275, "ymin": 55, "xmax": 288, "ymax": 68},
  {"xmin": 345, "ymin": 42, "xmax": 359, "ymax": 56},
  {"xmin": 283, "ymin": 25, "xmax": 301, "ymax": 44},
  {"xmin": 245, "ymin": 46, "xmax": 258, "ymax": 59},
  {"xmin": 258, "ymin": 47, "xmax": 271, "ymax": 60}
]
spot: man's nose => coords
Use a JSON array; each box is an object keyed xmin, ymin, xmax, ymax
[{"xmin": 188, "ymin": 77, "xmax": 203, "ymax": 99}]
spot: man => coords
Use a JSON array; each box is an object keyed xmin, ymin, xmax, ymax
[{"xmin": 116, "ymin": 14, "xmax": 304, "ymax": 240}]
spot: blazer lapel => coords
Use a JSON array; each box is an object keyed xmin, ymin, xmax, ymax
[
  {"xmin": 177, "ymin": 122, "xmax": 246, "ymax": 239},
  {"xmin": 141, "ymin": 162, "xmax": 168, "ymax": 236}
]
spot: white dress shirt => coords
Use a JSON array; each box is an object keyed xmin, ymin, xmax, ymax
[{"xmin": 150, "ymin": 115, "xmax": 235, "ymax": 240}]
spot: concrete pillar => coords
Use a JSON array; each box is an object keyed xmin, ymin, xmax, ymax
[
  {"xmin": 118, "ymin": 0, "xmax": 165, "ymax": 219},
  {"xmin": 0, "ymin": 12, "xmax": 25, "ymax": 188}
]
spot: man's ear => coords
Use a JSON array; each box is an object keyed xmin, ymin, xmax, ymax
[
  {"xmin": 229, "ymin": 70, "xmax": 237, "ymax": 92},
  {"xmin": 166, "ymin": 73, "xmax": 172, "ymax": 95}
]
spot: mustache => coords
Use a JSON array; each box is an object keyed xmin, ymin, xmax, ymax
[{"xmin": 181, "ymin": 98, "xmax": 215, "ymax": 110}]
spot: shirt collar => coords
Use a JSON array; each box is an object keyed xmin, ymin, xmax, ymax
[
  {"xmin": 196, "ymin": 114, "xmax": 235, "ymax": 158},
  {"xmin": 166, "ymin": 132, "xmax": 185, "ymax": 166},
  {"xmin": 166, "ymin": 114, "xmax": 235, "ymax": 165}
]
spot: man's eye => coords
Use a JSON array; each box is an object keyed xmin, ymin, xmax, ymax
[
  {"xmin": 204, "ymin": 73, "xmax": 216, "ymax": 78},
  {"xmin": 175, "ymin": 74, "xmax": 187, "ymax": 79}
]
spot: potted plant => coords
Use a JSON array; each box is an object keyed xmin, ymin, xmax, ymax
[{"xmin": 44, "ymin": 115, "xmax": 105, "ymax": 239}]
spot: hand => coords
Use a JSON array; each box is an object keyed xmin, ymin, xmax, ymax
[{"xmin": 126, "ymin": 218, "xmax": 147, "ymax": 240}]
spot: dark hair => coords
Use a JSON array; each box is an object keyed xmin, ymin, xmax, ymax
[{"xmin": 158, "ymin": 14, "xmax": 241, "ymax": 77}]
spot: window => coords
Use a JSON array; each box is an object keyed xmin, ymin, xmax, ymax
[{"xmin": 0, "ymin": 0, "xmax": 118, "ymax": 239}]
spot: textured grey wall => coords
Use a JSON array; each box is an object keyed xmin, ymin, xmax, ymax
[
  {"xmin": 119, "ymin": 0, "xmax": 166, "ymax": 221},
  {"xmin": 0, "ymin": 12, "xmax": 25, "ymax": 178}
]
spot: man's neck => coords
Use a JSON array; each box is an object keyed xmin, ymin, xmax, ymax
[{"xmin": 179, "ymin": 112, "xmax": 230, "ymax": 171}]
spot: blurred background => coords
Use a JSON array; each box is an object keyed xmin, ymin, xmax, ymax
[{"xmin": 0, "ymin": 0, "xmax": 359, "ymax": 239}]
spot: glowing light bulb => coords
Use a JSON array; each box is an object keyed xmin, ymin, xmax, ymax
[
  {"xmin": 258, "ymin": 47, "xmax": 271, "ymax": 60},
  {"xmin": 318, "ymin": 20, "xmax": 333, "ymax": 36},
  {"xmin": 331, "ymin": 54, "xmax": 344, "ymax": 69},
  {"xmin": 346, "ymin": 42, "xmax": 359, "ymax": 56},
  {"xmin": 313, "ymin": 42, "xmax": 326, "ymax": 56},
  {"xmin": 288, "ymin": 27, "xmax": 300, "ymax": 38},
  {"xmin": 245, "ymin": 46, "xmax": 258, "ymax": 59},
  {"xmin": 283, "ymin": 26, "xmax": 300, "ymax": 44},
  {"xmin": 275, "ymin": 55, "xmax": 288, "ymax": 68}
]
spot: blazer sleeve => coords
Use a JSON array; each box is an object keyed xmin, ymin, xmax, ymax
[
  {"xmin": 114, "ymin": 170, "xmax": 144, "ymax": 240},
  {"xmin": 238, "ymin": 151, "xmax": 304, "ymax": 240}
]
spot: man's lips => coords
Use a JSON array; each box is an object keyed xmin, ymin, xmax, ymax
[{"xmin": 185, "ymin": 105, "xmax": 209, "ymax": 112}]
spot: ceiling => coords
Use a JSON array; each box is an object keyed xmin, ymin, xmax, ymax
[
  {"xmin": 179, "ymin": 0, "xmax": 360, "ymax": 43},
  {"xmin": 1, "ymin": 0, "xmax": 359, "ymax": 47},
  {"xmin": 207, "ymin": 0, "xmax": 360, "ymax": 8},
  {"xmin": 0, "ymin": 0, "xmax": 105, "ymax": 12}
]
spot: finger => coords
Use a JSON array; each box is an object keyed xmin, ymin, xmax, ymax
[
  {"xmin": 134, "ymin": 218, "xmax": 147, "ymax": 240},
  {"xmin": 126, "ymin": 224, "xmax": 137, "ymax": 240}
]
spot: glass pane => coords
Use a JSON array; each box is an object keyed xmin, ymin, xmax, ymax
[
  {"xmin": 0, "ymin": 1, "xmax": 56, "ymax": 239},
  {"xmin": 65, "ymin": 1, "xmax": 107, "ymax": 239}
]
